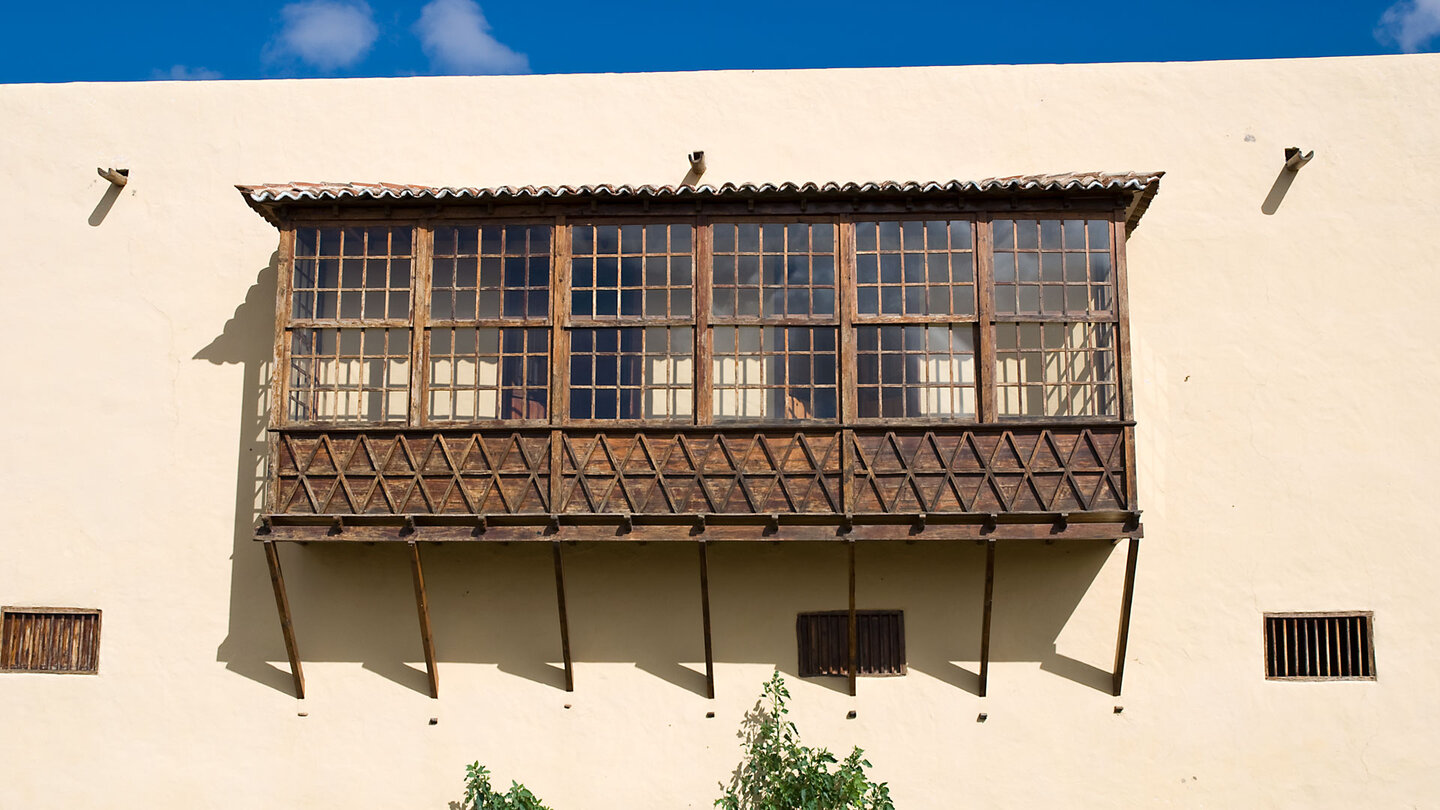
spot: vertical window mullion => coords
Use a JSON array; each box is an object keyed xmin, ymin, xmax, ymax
[
  {"xmin": 839, "ymin": 218, "xmax": 856, "ymax": 424},
  {"xmin": 694, "ymin": 218, "xmax": 712, "ymax": 426},
  {"xmin": 410, "ymin": 222, "xmax": 433, "ymax": 427},
  {"xmin": 976, "ymin": 214, "xmax": 997, "ymax": 423},
  {"xmin": 552, "ymin": 216, "xmax": 571, "ymax": 427}
]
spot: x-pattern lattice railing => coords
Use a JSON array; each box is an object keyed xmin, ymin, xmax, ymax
[{"xmin": 271, "ymin": 426, "xmax": 1128, "ymax": 517}]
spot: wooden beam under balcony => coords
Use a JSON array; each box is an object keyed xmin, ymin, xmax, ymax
[{"xmin": 257, "ymin": 511, "xmax": 1141, "ymax": 544}]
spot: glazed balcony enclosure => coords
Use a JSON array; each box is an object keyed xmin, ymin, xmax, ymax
[
  {"xmin": 245, "ymin": 175, "xmax": 1153, "ymax": 545},
  {"xmin": 240, "ymin": 173, "xmax": 1157, "ymax": 699}
]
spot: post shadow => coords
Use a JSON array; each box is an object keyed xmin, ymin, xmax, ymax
[{"xmin": 196, "ymin": 262, "xmax": 1132, "ymax": 700}]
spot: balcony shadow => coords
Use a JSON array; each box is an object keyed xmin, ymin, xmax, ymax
[{"xmin": 197, "ymin": 258, "xmax": 1130, "ymax": 700}]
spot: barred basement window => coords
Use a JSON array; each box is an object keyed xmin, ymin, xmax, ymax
[
  {"xmin": 796, "ymin": 610, "xmax": 905, "ymax": 677},
  {"xmin": 0, "ymin": 607, "xmax": 102, "ymax": 674},
  {"xmin": 1264, "ymin": 612, "xmax": 1375, "ymax": 680}
]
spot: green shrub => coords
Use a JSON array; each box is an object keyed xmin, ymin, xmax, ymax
[
  {"xmin": 717, "ymin": 672, "xmax": 895, "ymax": 810},
  {"xmin": 461, "ymin": 762, "xmax": 553, "ymax": 810}
]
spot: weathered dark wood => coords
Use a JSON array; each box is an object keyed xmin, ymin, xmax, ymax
[
  {"xmin": 978, "ymin": 538, "xmax": 995, "ymax": 697},
  {"xmin": 0, "ymin": 607, "xmax": 101, "ymax": 674},
  {"xmin": 408, "ymin": 541, "xmax": 439, "ymax": 698},
  {"xmin": 263, "ymin": 541, "xmax": 306, "ymax": 699},
  {"xmin": 552, "ymin": 540, "xmax": 574, "ymax": 692},
  {"xmin": 698, "ymin": 540, "xmax": 715, "ymax": 699},
  {"xmin": 1112, "ymin": 536, "xmax": 1139, "ymax": 697},
  {"xmin": 409, "ymin": 223, "xmax": 433, "ymax": 425},
  {"xmin": 260, "ymin": 517, "xmax": 1141, "ymax": 544},
  {"xmin": 695, "ymin": 216, "xmax": 714, "ymax": 426},
  {"xmin": 847, "ymin": 538, "xmax": 857, "ymax": 697},
  {"xmin": 976, "ymin": 214, "xmax": 997, "ymax": 423}
]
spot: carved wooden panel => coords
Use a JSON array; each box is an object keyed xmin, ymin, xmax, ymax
[
  {"xmin": 274, "ymin": 431, "xmax": 551, "ymax": 515},
  {"xmin": 558, "ymin": 432, "xmax": 843, "ymax": 515},
  {"xmin": 848, "ymin": 427, "xmax": 1128, "ymax": 514},
  {"xmin": 270, "ymin": 426, "xmax": 1128, "ymax": 518}
]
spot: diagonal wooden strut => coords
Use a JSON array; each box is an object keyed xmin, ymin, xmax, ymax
[
  {"xmin": 1112, "ymin": 537, "xmax": 1140, "ymax": 696},
  {"xmin": 979, "ymin": 539, "xmax": 995, "ymax": 697},
  {"xmin": 552, "ymin": 541, "xmax": 574, "ymax": 692},
  {"xmin": 698, "ymin": 540, "xmax": 715, "ymax": 699},
  {"xmin": 263, "ymin": 541, "xmax": 305, "ymax": 699},
  {"xmin": 408, "ymin": 541, "xmax": 439, "ymax": 699},
  {"xmin": 847, "ymin": 538, "xmax": 858, "ymax": 698}
]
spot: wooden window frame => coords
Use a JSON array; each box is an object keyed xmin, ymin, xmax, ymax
[
  {"xmin": 0, "ymin": 606, "xmax": 102, "ymax": 675},
  {"xmin": 563, "ymin": 217, "xmax": 700, "ymax": 427},
  {"xmin": 270, "ymin": 202, "xmax": 1133, "ymax": 433},
  {"xmin": 850, "ymin": 216, "xmax": 980, "ymax": 426}
]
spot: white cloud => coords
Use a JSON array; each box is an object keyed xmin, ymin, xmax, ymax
[
  {"xmin": 266, "ymin": 0, "xmax": 379, "ymax": 71},
  {"xmin": 1377, "ymin": 0, "xmax": 1440, "ymax": 52},
  {"xmin": 413, "ymin": 0, "xmax": 529, "ymax": 75},
  {"xmin": 153, "ymin": 65, "xmax": 223, "ymax": 81}
]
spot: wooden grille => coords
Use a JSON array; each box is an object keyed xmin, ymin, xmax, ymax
[
  {"xmin": 292, "ymin": 226, "xmax": 412, "ymax": 321},
  {"xmin": 856, "ymin": 325, "xmax": 976, "ymax": 419},
  {"xmin": 428, "ymin": 327, "xmax": 549, "ymax": 421},
  {"xmin": 994, "ymin": 322, "xmax": 1117, "ymax": 418},
  {"xmin": 855, "ymin": 220, "xmax": 975, "ymax": 317},
  {"xmin": 711, "ymin": 223, "xmax": 836, "ymax": 319},
  {"xmin": 1265, "ymin": 612, "xmax": 1375, "ymax": 680},
  {"xmin": 796, "ymin": 610, "xmax": 905, "ymax": 677},
  {"xmin": 1, "ymin": 608, "xmax": 101, "ymax": 674},
  {"xmin": 569, "ymin": 327, "xmax": 693, "ymax": 420},
  {"xmin": 992, "ymin": 218, "xmax": 1111, "ymax": 317},
  {"xmin": 571, "ymin": 224, "xmax": 693, "ymax": 319},
  {"xmin": 712, "ymin": 326, "xmax": 838, "ymax": 421},
  {"xmin": 431, "ymin": 225, "xmax": 551, "ymax": 321}
]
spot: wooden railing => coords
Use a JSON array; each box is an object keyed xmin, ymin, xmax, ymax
[{"xmin": 263, "ymin": 424, "xmax": 1136, "ymax": 542}]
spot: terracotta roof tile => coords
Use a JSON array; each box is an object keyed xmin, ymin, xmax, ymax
[{"xmin": 238, "ymin": 172, "xmax": 1163, "ymax": 231}]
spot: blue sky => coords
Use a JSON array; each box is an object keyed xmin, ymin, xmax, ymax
[{"xmin": 3, "ymin": 0, "xmax": 1438, "ymax": 83}]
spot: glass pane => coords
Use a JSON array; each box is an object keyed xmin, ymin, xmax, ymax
[
  {"xmin": 994, "ymin": 321, "xmax": 1117, "ymax": 417},
  {"xmin": 712, "ymin": 326, "xmax": 838, "ymax": 421},
  {"xmin": 427, "ymin": 327, "xmax": 548, "ymax": 421},
  {"xmin": 572, "ymin": 224, "xmax": 693, "ymax": 320},
  {"xmin": 991, "ymin": 219, "xmax": 1115, "ymax": 317},
  {"xmin": 432, "ymin": 225, "xmax": 551, "ymax": 322},
  {"xmin": 711, "ymin": 223, "xmax": 836, "ymax": 320},
  {"xmin": 568, "ymin": 327, "xmax": 693, "ymax": 420},
  {"xmin": 288, "ymin": 327, "xmax": 410, "ymax": 423},
  {"xmin": 291, "ymin": 226, "xmax": 413, "ymax": 322}
]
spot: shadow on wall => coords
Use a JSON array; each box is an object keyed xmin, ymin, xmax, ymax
[{"xmin": 196, "ymin": 266, "xmax": 1122, "ymax": 700}]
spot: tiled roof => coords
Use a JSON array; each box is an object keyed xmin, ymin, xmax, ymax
[{"xmin": 238, "ymin": 171, "xmax": 1163, "ymax": 230}]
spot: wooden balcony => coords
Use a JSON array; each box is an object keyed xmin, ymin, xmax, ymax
[{"xmin": 260, "ymin": 423, "xmax": 1139, "ymax": 543}]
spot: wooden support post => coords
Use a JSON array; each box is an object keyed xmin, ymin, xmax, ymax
[
  {"xmin": 263, "ymin": 541, "xmax": 305, "ymax": 699},
  {"xmin": 698, "ymin": 540, "xmax": 715, "ymax": 699},
  {"xmin": 408, "ymin": 541, "xmax": 439, "ymax": 699},
  {"xmin": 978, "ymin": 539, "xmax": 995, "ymax": 697},
  {"xmin": 1112, "ymin": 537, "xmax": 1140, "ymax": 697},
  {"xmin": 552, "ymin": 541, "xmax": 574, "ymax": 692},
  {"xmin": 847, "ymin": 538, "xmax": 858, "ymax": 698}
]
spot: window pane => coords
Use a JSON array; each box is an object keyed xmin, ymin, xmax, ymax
[
  {"xmin": 711, "ymin": 223, "xmax": 836, "ymax": 319},
  {"xmin": 992, "ymin": 219, "xmax": 1113, "ymax": 317},
  {"xmin": 571, "ymin": 224, "xmax": 693, "ymax": 320},
  {"xmin": 856, "ymin": 220, "xmax": 974, "ymax": 318},
  {"xmin": 428, "ymin": 327, "xmax": 548, "ymax": 421},
  {"xmin": 994, "ymin": 321, "xmax": 1117, "ymax": 417},
  {"xmin": 712, "ymin": 326, "xmax": 838, "ymax": 421},
  {"xmin": 568, "ymin": 327, "xmax": 692, "ymax": 420},
  {"xmin": 856, "ymin": 325, "xmax": 976, "ymax": 419},
  {"xmin": 288, "ymin": 327, "xmax": 410, "ymax": 423},
  {"xmin": 292, "ymin": 226, "xmax": 412, "ymax": 321},
  {"xmin": 431, "ymin": 225, "xmax": 550, "ymax": 321}
]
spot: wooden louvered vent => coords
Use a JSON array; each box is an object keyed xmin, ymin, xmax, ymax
[
  {"xmin": 796, "ymin": 610, "xmax": 905, "ymax": 677},
  {"xmin": 0, "ymin": 608, "xmax": 102, "ymax": 674},
  {"xmin": 1264, "ymin": 612, "xmax": 1374, "ymax": 680}
]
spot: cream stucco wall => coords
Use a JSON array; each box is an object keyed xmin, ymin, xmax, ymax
[{"xmin": 2, "ymin": 54, "xmax": 1439, "ymax": 808}]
